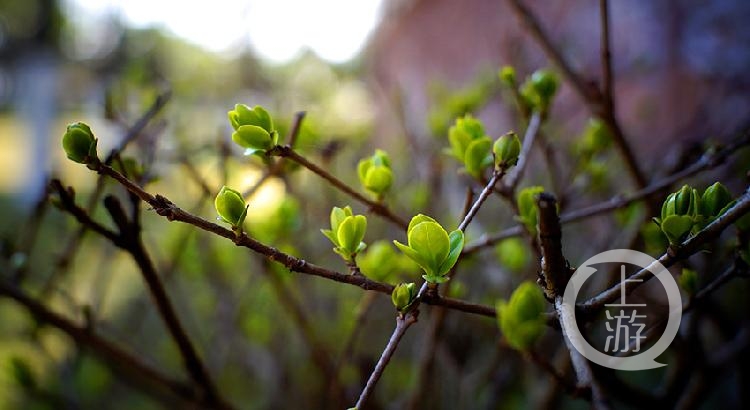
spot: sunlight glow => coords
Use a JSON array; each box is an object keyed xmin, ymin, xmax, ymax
[{"xmin": 69, "ymin": 0, "xmax": 383, "ymax": 63}]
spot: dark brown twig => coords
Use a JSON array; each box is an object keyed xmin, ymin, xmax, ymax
[
  {"xmin": 270, "ymin": 145, "xmax": 409, "ymax": 229},
  {"xmin": 582, "ymin": 185, "xmax": 750, "ymax": 313},
  {"xmin": 0, "ymin": 279, "xmax": 214, "ymax": 409},
  {"xmin": 92, "ymin": 162, "xmax": 501, "ymax": 319},
  {"xmin": 535, "ymin": 192, "xmax": 610, "ymax": 409},
  {"xmin": 354, "ymin": 310, "xmax": 418, "ymax": 409},
  {"xmin": 464, "ymin": 127, "xmax": 750, "ymax": 254}
]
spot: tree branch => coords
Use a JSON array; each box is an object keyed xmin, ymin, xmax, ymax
[
  {"xmin": 582, "ymin": 185, "xmax": 750, "ymax": 313},
  {"xmin": 270, "ymin": 145, "xmax": 409, "ymax": 229},
  {"xmin": 463, "ymin": 127, "xmax": 750, "ymax": 255},
  {"xmin": 88, "ymin": 163, "xmax": 502, "ymax": 321},
  {"xmin": 0, "ymin": 279, "xmax": 221, "ymax": 409},
  {"xmin": 354, "ymin": 310, "xmax": 418, "ymax": 409},
  {"xmin": 535, "ymin": 192, "xmax": 610, "ymax": 408}
]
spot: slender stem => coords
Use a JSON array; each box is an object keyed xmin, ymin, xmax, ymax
[
  {"xmin": 555, "ymin": 297, "xmax": 610, "ymax": 409},
  {"xmin": 242, "ymin": 112, "xmax": 307, "ymax": 198},
  {"xmin": 582, "ymin": 185, "xmax": 750, "ymax": 313},
  {"xmin": 458, "ymin": 169, "xmax": 505, "ymax": 232},
  {"xmin": 91, "ymin": 164, "xmax": 501, "ymax": 320},
  {"xmin": 536, "ymin": 191, "xmax": 610, "ymax": 408},
  {"xmin": 505, "ymin": 0, "xmax": 597, "ymax": 104},
  {"xmin": 354, "ymin": 311, "xmax": 418, "ymax": 409},
  {"xmin": 506, "ymin": 0, "xmax": 647, "ymax": 190},
  {"xmin": 501, "ymin": 111, "xmax": 542, "ymax": 194},
  {"xmin": 599, "ymin": 0, "xmax": 614, "ymax": 107},
  {"xmin": 463, "ymin": 128, "xmax": 750, "ymax": 254},
  {"xmin": 271, "ymin": 145, "xmax": 409, "ymax": 229},
  {"xmin": 0, "ymin": 279, "xmax": 219, "ymax": 409},
  {"xmin": 101, "ymin": 196, "xmax": 223, "ymax": 407}
]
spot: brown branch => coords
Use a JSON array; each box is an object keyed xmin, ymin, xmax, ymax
[
  {"xmin": 536, "ymin": 193, "xmax": 573, "ymax": 299},
  {"xmin": 84, "ymin": 163, "xmax": 505, "ymax": 321},
  {"xmin": 463, "ymin": 127, "xmax": 750, "ymax": 255},
  {"xmin": 0, "ymin": 279, "xmax": 218, "ymax": 409},
  {"xmin": 270, "ymin": 145, "xmax": 409, "ymax": 229},
  {"xmin": 582, "ymin": 185, "xmax": 750, "ymax": 313},
  {"xmin": 102, "ymin": 196, "xmax": 225, "ymax": 408},
  {"xmin": 599, "ymin": 0, "xmax": 614, "ymax": 108},
  {"xmin": 505, "ymin": 0, "xmax": 598, "ymax": 104},
  {"xmin": 458, "ymin": 168, "xmax": 506, "ymax": 232},
  {"xmin": 354, "ymin": 310, "xmax": 418, "ymax": 409},
  {"xmin": 501, "ymin": 111, "xmax": 542, "ymax": 195},
  {"xmin": 242, "ymin": 111, "xmax": 307, "ymax": 198},
  {"xmin": 506, "ymin": 0, "xmax": 647, "ymax": 190},
  {"xmin": 536, "ymin": 192, "xmax": 610, "ymax": 409},
  {"xmin": 51, "ymin": 182, "xmax": 225, "ymax": 407}
]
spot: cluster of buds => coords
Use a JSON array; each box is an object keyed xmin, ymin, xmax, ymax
[
  {"xmin": 447, "ymin": 115, "xmax": 521, "ymax": 178},
  {"xmin": 654, "ymin": 183, "xmax": 733, "ymax": 245},
  {"xmin": 228, "ymin": 104, "xmax": 279, "ymax": 156}
]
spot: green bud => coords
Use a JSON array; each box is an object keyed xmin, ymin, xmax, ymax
[
  {"xmin": 701, "ymin": 182, "xmax": 733, "ymax": 219},
  {"xmin": 520, "ymin": 69, "xmax": 559, "ymax": 112},
  {"xmin": 336, "ymin": 215, "xmax": 367, "ymax": 256},
  {"xmin": 393, "ymin": 214, "xmax": 464, "ymax": 283},
  {"xmin": 62, "ymin": 122, "xmax": 98, "ymax": 164},
  {"xmin": 214, "ymin": 186, "xmax": 248, "ymax": 228},
  {"xmin": 391, "ymin": 282, "xmax": 417, "ymax": 312},
  {"xmin": 493, "ymin": 131, "xmax": 521, "ymax": 170},
  {"xmin": 497, "ymin": 281, "xmax": 547, "ymax": 351},
  {"xmin": 516, "ymin": 186, "xmax": 545, "ymax": 235},
  {"xmin": 495, "ymin": 237, "xmax": 530, "ymax": 273},
  {"xmin": 530, "ymin": 69, "xmax": 558, "ymax": 102},
  {"xmin": 659, "ymin": 215, "xmax": 694, "ymax": 245},
  {"xmin": 576, "ymin": 118, "xmax": 612, "ymax": 156},
  {"xmin": 675, "ymin": 185, "xmax": 700, "ymax": 217},
  {"xmin": 358, "ymin": 150, "xmax": 393, "ymax": 198},
  {"xmin": 321, "ymin": 206, "xmax": 367, "ymax": 260},
  {"xmin": 455, "ymin": 115, "xmax": 485, "ymax": 139},
  {"xmin": 679, "ymin": 269, "xmax": 698, "ymax": 295},
  {"xmin": 657, "ymin": 185, "xmax": 701, "ymax": 245},
  {"xmin": 464, "ymin": 137, "xmax": 493, "ymax": 178},
  {"xmin": 499, "ymin": 65, "xmax": 516, "ymax": 86},
  {"xmin": 228, "ymin": 104, "xmax": 273, "ymax": 133},
  {"xmin": 228, "ymin": 104, "xmax": 278, "ymax": 155},
  {"xmin": 447, "ymin": 114, "xmax": 487, "ymax": 161}
]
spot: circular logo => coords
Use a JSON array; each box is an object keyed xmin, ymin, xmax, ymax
[{"xmin": 561, "ymin": 249, "xmax": 682, "ymax": 371}]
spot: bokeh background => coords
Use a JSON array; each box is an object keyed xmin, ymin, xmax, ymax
[{"xmin": 1, "ymin": 0, "xmax": 750, "ymax": 409}]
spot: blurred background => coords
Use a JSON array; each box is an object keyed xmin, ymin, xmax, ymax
[{"xmin": 1, "ymin": 0, "xmax": 750, "ymax": 408}]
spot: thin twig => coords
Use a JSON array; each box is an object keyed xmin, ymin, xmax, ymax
[
  {"xmin": 536, "ymin": 192, "xmax": 610, "ymax": 409},
  {"xmin": 242, "ymin": 112, "xmax": 307, "ymax": 198},
  {"xmin": 555, "ymin": 297, "xmax": 610, "ymax": 409},
  {"xmin": 103, "ymin": 197, "xmax": 224, "ymax": 408},
  {"xmin": 599, "ymin": 0, "xmax": 614, "ymax": 108},
  {"xmin": 501, "ymin": 111, "xmax": 542, "ymax": 194},
  {"xmin": 581, "ymin": 185, "xmax": 750, "ymax": 313},
  {"xmin": 505, "ymin": 0, "xmax": 597, "ymax": 104},
  {"xmin": 354, "ymin": 311, "xmax": 418, "ymax": 409},
  {"xmin": 506, "ymin": 0, "xmax": 647, "ymax": 190},
  {"xmin": 0, "ymin": 279, "xmax": 218, "ymax": 409},
  {"xmin": 271, "ymin": 145, "xmax": 409, "ymax": 229},
  {"xmin": 458, "ymin": 168, "xmax": 506, "ymax": 232},
  {"xmin": 91, "ymin": 163, "xmax": 499, "ymax": 319},
  {"xmin": 464, "ymin": 127, "xmax": 750, "ymax": 254}
]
